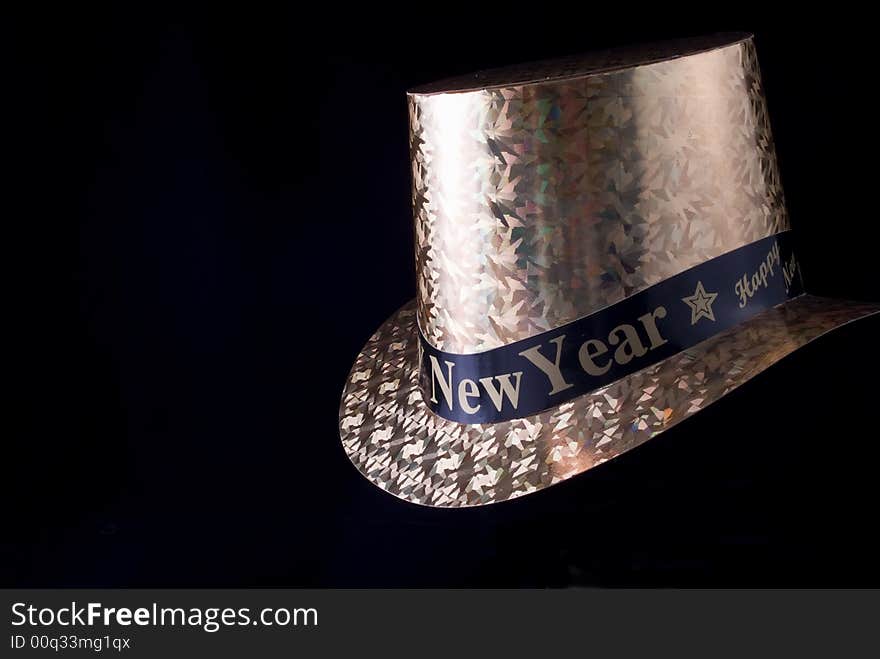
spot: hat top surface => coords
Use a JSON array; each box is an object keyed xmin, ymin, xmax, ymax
[
  {"xmin": 409, "ymin": 34, "xmax": 785, "ymax": 355},
  {"xmin": 408, "ymin": 32, "xmax": 751, "ymax": 96}
]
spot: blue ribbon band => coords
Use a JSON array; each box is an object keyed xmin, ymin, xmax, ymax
[{"xmin": 419, "ymin": 231, "xmax": 803, "ymax": 424}]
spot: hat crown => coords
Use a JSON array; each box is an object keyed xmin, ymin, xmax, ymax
[{"xmin": 408, "ymin": 34, "xmax": 787, "ymax": 355}]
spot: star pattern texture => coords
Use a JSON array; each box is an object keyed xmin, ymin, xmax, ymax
[
  {"xmin": 337, "ymin": 35, "xmax": 880, "ymax": 508},
  {"xmin": 340, "ymin": 297, "xmax": 880, "ymax": 507},
  {"xmin": 409, "ymin": 36, "xmax": 787, "ymax": 355}
]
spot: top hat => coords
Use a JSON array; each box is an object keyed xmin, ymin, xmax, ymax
[{"xmin": 338, "ymin": 33, "xmax": 879, "ymax": 507}]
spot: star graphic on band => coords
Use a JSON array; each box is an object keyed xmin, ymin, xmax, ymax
[{"xmin": 682, "ymin": 280, "xmax": 718, "ymax": 325}]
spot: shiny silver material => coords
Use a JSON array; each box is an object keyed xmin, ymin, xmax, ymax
[
  {"xmin": 340, "ymin": 297, "xmax": 877, "ymax": 507},
  {"xmin": 338, "ymin": 33, "xmax": 879, "ymax": 507},
  {"xmin": 409, "ymin": 33, "xmax": 785, "ymax": 354}
]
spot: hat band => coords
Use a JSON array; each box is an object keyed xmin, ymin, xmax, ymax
[{"xmin": 419, "ymin": 230, "xmax": 803, "ymax": 424}]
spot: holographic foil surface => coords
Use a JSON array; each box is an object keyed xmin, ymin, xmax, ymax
[
  {"xmin": 409, "ymin": 35, "xmax": 786, "ymax": 354},
  {"xmin": 340, "ymin": 296, "xmax": 878, "ymax": 507},
  {"xmin": 339, "ymin": 34, "xmax": 878, "ymax": 507}
]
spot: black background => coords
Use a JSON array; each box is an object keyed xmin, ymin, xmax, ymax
[{"xmin": 6, "ymin": 8, "xmax": 880, "ymax": 586}]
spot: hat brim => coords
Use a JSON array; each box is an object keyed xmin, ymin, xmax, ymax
[{"xmin": 339, "ymin": 295, "xmax": 878, "ymax": 508}]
